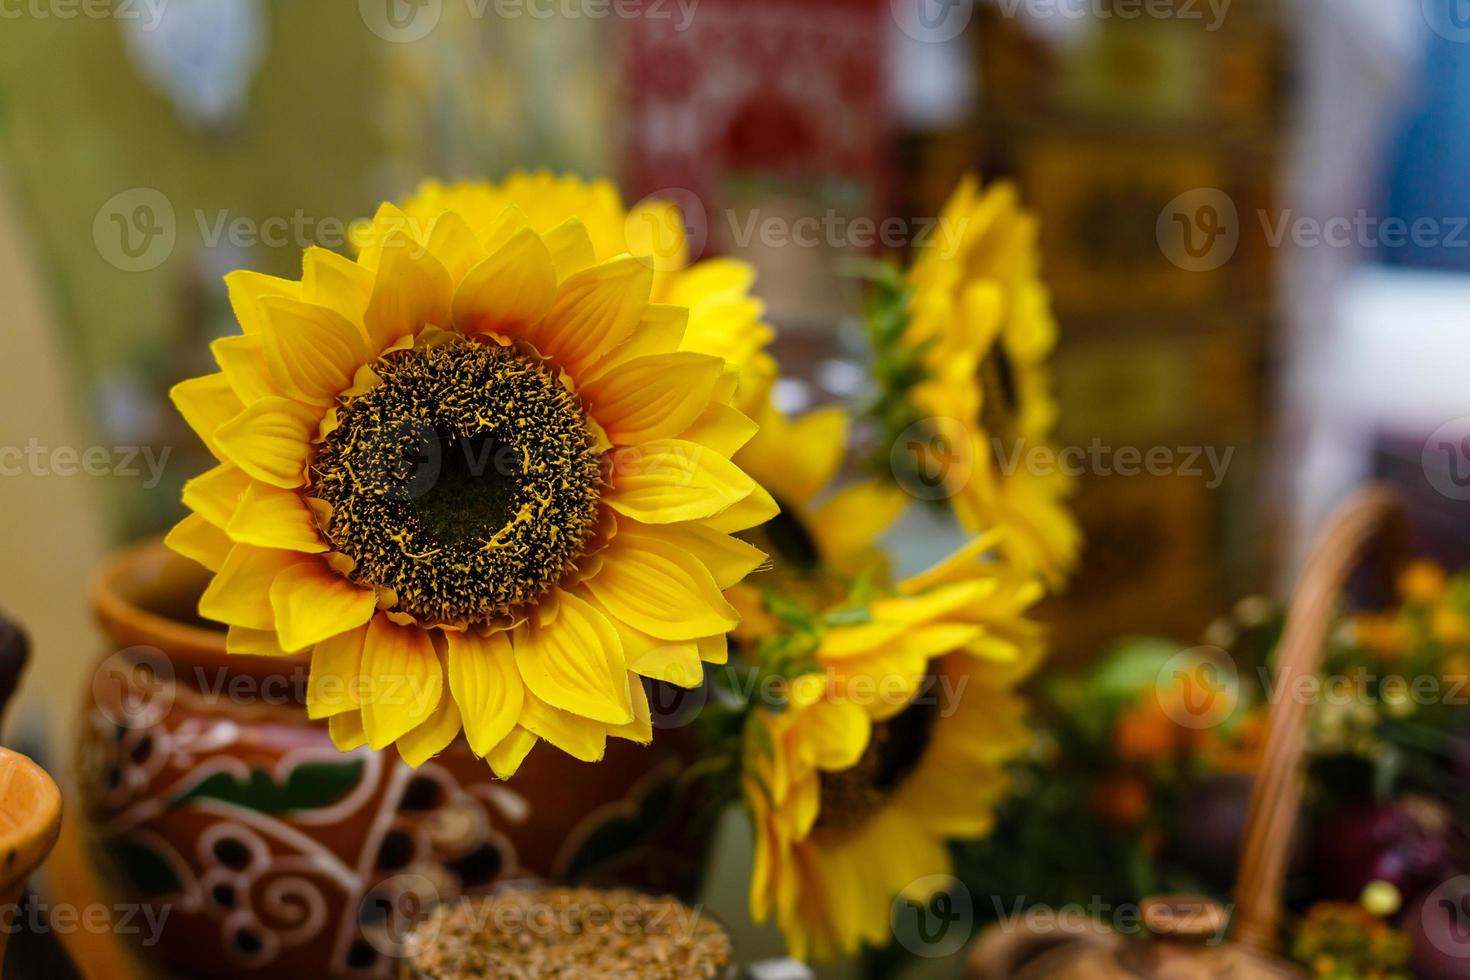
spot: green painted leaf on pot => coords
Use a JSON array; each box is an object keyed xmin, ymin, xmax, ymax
[
  {"xmin": 106, "ymin": 839, "xmax": 183, "ymax": 897},
  {"xmin": 169, "ymin": 759, "xmax": 364, "ymax": 814},
  {"xmin": 560, "ymin": 776, "xmax": 676, "ymax": 882}
]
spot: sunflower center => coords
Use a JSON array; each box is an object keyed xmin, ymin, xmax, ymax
[
  {"xmin": 814, "ymin": 694, "xmax": 938, "ymax": 837},
  {"xmin": 310, "ymin": 336, "xmax": 603, "ymax": 626}
]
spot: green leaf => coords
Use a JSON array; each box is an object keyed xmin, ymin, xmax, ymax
[
  {"xmin": 106, "ymin": 839, "xmax": 183, "ymax": 897},
  {"xmin": 170, "ymin": 759, "xmax": 365, "ymax": 814}
]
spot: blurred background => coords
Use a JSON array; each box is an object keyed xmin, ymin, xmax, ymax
[{"xmin": 2, "ymin": 0, "xmax": 1470, "ymax": 974}]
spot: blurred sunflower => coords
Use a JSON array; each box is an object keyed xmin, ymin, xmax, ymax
[
  {"xmin": 873, "ymin": 176, "xmax": 1079, "ymax": 586},
  {"xmin": 744, "ymin": 536, "xmax": 1042, "ymax": 959},
  {"xmin": 383, "ymin": 171, "xmax": 777, "ymax": 410},
  {"xmin": 727, "ymin": 400, "xmax": 908, "ymax": 639},
  {"xmin": 168, "ymin": 187, "xmax": 775, "ymax": 776}
]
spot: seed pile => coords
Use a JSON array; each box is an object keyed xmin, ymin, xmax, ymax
[{"xmin": 406, "ymin": 886, "xmax": 732, "ymax": 979}]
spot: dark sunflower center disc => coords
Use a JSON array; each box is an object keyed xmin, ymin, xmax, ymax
[
  {"xmin": 814, "ymin": 692, "xmax": 939, "ymax": 837},
  {"xmin": 310, "ymin": 337, "xmax": 603, "ymax": 625}
]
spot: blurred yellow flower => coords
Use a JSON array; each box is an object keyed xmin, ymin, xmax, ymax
[
  {"xmin": 168, "ymin": 182, "xmax": 776, "ymax": 776},
  {"xmin": 1397, "ymin": 559, "xmax": 1447, "ymax": 606},
  {"xmin": 900, "ymin": 177, "xmax": 1080, "ymax": 586}
]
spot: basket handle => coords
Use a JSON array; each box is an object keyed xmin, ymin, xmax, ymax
[{"xmin": 1231, "ymin": 485, "xmax": 1409, "ymax": 951}]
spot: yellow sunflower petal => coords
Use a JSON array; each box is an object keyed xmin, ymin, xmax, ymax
[
  {"xmin": 302, "ymin": 246, "xmax": 373, "ymax": 324},
  {"xmin": 164, "ymin": 513, "xmax": 232, "ymax": 572},
  {"xmin": 512, "ymin": 591, "xmax": 632, "ymax": 726},
  {"xmin": 698, "ymin": 482, "xmax": 779, "ymax": 534},
  {"xmin": 542, "ymin": 217, "xmax": 597, "ymax": 282},
  {"xmin": 424, "ymin": 210, "xmax": 486, "ymax": 286},
  {"xmin": 606, "ymin": 439, "xmax": 759, "ymax": 524},
  {"xmin": 525, "ymin": 255, "xmax": 651, "ymax": 376},
  {"xmin": 363, "ymin": 229, "xmax": 453, "ymax": 352},
  {"xmin": 360, "ymin": 616, "xmax": 443, "ymax": 751},
  {"xmin": 518, "ymin": 691, "xmax": 607, "ymax": 763},
  {"xmin": 452, "ymin": 227, "xmax": 557, "ymax": 336},
  {"xmin": 446, "ymin": 630, "xmax": 523, "ymax": 758},
  {"xmin": 213, "ymin": 396, "xmax": 319, "ymax": 489},
  {"xmin": 210, "ymin": 334, "xmax": 278, "ymax": 403},
  {"xmin": 307, "ymin": 624, "xmax": 367, "ymax": 720},
  {"xmin": 329, "ymin": 710, "xmax": 368, "ymax": 751},
  {"xmin": 679, "ymin": 402, "xmax": 759, "ymax": 456},
  {"xmin": 198, "ymin": 545, "xmax": 305, "ymax": 630},
  {"xmin": 170, "ymin": 373, "xmax": 243, "ymax": 457},
  {"xmin": 773, "ymin": 406, "xmax": 847, "ymax": 507},
  {"xmin": 486, "ymin": 727, "xmax": 538, "ymax": 779},
  {"xmin": 591, "ymin": 304, "xmax": 689, "ymax": 373},
  {"xmin": 697, "ymin": 632, "xmax": 729, "ymax": 665},
  {"xmin": 225, "ymin": 626, "xmax": 291, "ymax": 657},
  {"xmin": 227, "ymin": 481, "xmax": 326, "ymax": 553},
  {"xmin": 585, "ymin": 533, "xmax": 738, "ymax": 641},
  {"xmin": 629, "ymin": 522, "xmax": 767, "ymax": 589},
  {"xmin": 584, "ymin": 352, "xmax": 722, "ymax": 445},
  {"xmin": 224, "ymin": 269, "xmax": 300, "ymax": 335},
  {"xmin": 808, "ymin": 481, "xmax": 908, "ymax": 567},
  {"xmin": 269, "ymin": 561, "xmax": 377, "ymax": 653},
  {"xmin": 258, "ymin": 296, "xmax": 372, "ymax": 405},
  {"xmin": 182, "ymin": 462, "xmax": 251, "ymax": 527},
  {"xmin": 398, "ymin": 660, "xmax": 463, "ymax": 768}
]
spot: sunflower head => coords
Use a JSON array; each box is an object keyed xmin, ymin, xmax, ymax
[
  {"xmin": 864, "ymin": 176, "xmax": 1080, "ymax": 587},
  {"xmin": 168, "ymin": 175, "xmax": 778, "ymax": 777},
  {"xmin": 742, "ymin": 531, "xmax": 1044, "ymax": 960}
]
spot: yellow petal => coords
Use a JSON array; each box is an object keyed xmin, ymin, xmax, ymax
[
  {"xmin": 625, "ymin": 199, "xmax": 688, "ymax": 273},
  {"xmin": 398, "ymin": 657, "xmax": 462, "ymax": 768},
  {"xmin": 213, "ymin": 396, "xmax": 318, "ymax": 489},
  {"xmin": 518, "ymin": 691, "xmax": 607, "ymax": 763},
  {"xmin": 363, "ymin": 230, "xmax": 452, "ymax": 352},
  {"xmin": 307, "ymin": 624, "xmax": 367, "ymax": 720},
  {"xmin": 605, "ymin": 675, "xmax": 654, "ymax": 745},
  {"xmin": 164, "ymin": 513, "xmax": 232, "ymax": 572},
  {"xmin": 270, "ymin": 561, "xmax": 377, "ymax": 653},
  {"xmin": 590, "ymin": 304, "xmax": 689, "ymax": 374},
  {"xmin": 606, "ymin": 439, "xmax": 758, "ymax": 524},
  {"xmin": 446, "ymin": 630, "xmax": 523, "ymax": 758},
  {"xmin": 584, "ymin": 533, "xmax": 738, "ymax": 641},
  {"xmin": 541, "ymin": 217, "xmax": 597, "ymax": 282},
  {"xmin": 225, "ymin": 626, "xmax": 292, "ymax": 657},
  {"xmin": 698, "ymin": 482, "xmax": 780, "ymax": 534},
  {"xmin": 227, "ymin": 482, "xmax": 326, "ymax": 553},
  {"xmin": 452, "ymin": 227, "xmax": 557, "ymax": 337},
  {"xmin": 625, "ymin": 640, "xmax": 703, "ymax": 689},
  {"xmin": 224, "ymin": 269, "xmax": 300, "ymax": 335},
  {"xmin": 512, "ymin": 591, "xmax": 632, "ymax": 725},
  {"xmin": 302, "ymin": 246, "xmax": 373, "ymax": 324},
  {"xmin": 170, "ymin": 373, "xmax": 244, "ymax": 457},
  {"xmin": 681, "ymin": 402, "xmax": 759, "ymax": 456},
  {"xmin": 329, "ymin": 711, "xmax": 368, "ymax": 751},
  {"xmin": 774, "ymin": 406, "xmax": 848, "ymax": 506},
  {"xmin": 585, "ymin": 352, "xmax": 722, "ymax": 445},
  {"xmin": 697, "ymin": 632, "xmax": 729, "ymax": 666},
  {"xmin": 360, "ymin": 616, "xmax": 443, "ymax": 751},
  {"xmin": 808, "ymin": 481, "xmax": 908, "ymax": 568},
  {"xmin": 182, "ymin": 462, "xmax": 251, "ymax": 527},
  {"xmin": 198, "ymin": 544, "xmax": 304, "ymax": 630},
  {"xmin": 630, "ymin": 522, "xmax": 767, "ymax": 589},
  {"xmin": 424, "ymin": 210, "xmax": 485, "ymax": 286},
  {"xmin": 210, "ymin": 334, "xmax": 278, "ymax": 403},
  {"xmin": 486, "ymin": 727, "xmax": 538, "ymax": 779},
  {"xmin": 524, "ymin": 255, "xmax": 651, "ymax": 376},
  {"xmin": 258, "ymin": 296, "xmax": 372, "ymax": 405}
]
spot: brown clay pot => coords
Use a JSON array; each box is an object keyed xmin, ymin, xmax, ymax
[
  {"xmin": 78, "ymin": 539, "xmax": 709, "ymax": 980},
  {"xmin": 0, "ymin": 746, "xmax": 62, "ymax": 970}
]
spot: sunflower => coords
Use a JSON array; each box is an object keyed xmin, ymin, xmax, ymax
[
  {"xmin": 886, "ymin": 176, "xmax": 1080, "ymax": 586},
  {"xmin": 167, "ymin": 190, "xmax": 776, "ymax": 777},
  {"xmin": 382, "ymin": 172, "xmax": 777, "ymax": 410},
  {"xmin": 744, "ymin": 534, "xmax": 1042, "ymax": 959},
  {"xmin": 724, "ymin": 400, "xmax": 908, "ymax": 640}
]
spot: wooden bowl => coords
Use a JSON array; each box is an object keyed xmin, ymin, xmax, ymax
[{"xmin": 0, "ymin": 747, "xmax": 62, "ymax": 966}]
